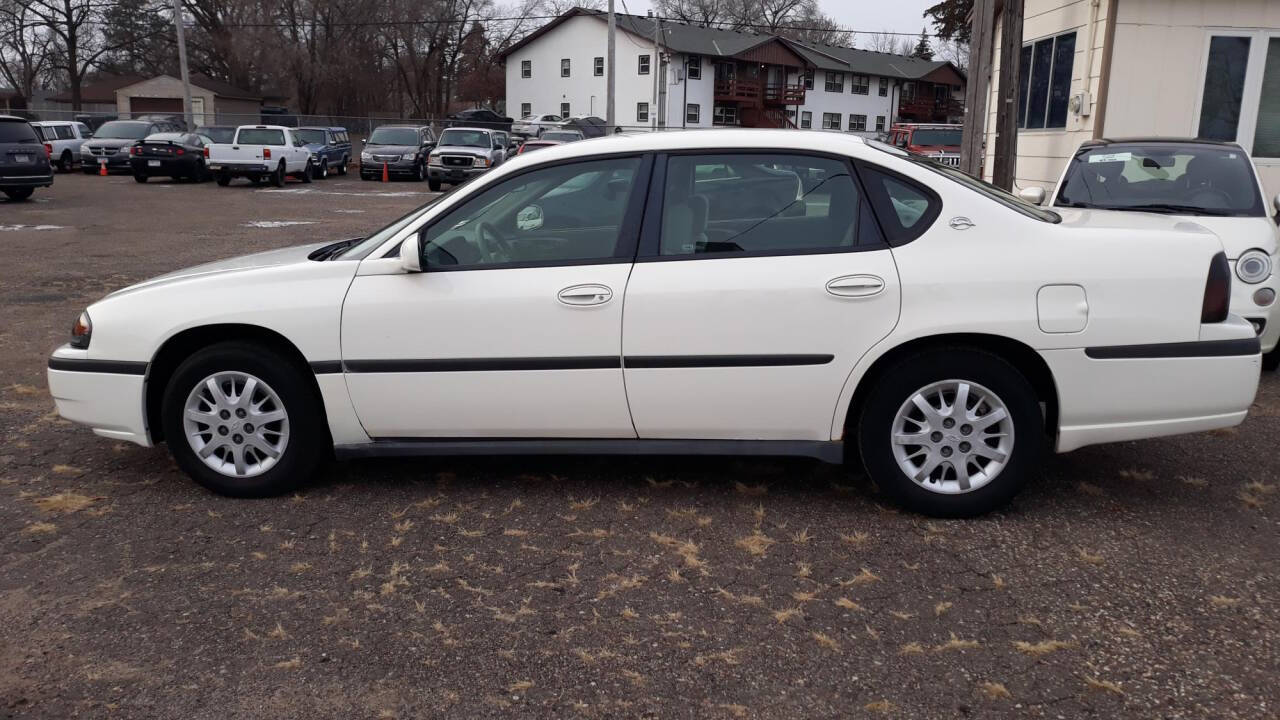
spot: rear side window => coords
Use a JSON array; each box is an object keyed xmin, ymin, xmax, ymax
[
  {"xmin": 656, "ymin": 153, "xmax": 879, "ymax": 257},
  {"xmin": 0, "ymin": 120, "xmax": 37, "ymax": 143},
  {"xmin": 858, "ymin": 165, "xmax": 943, "ymax": 244},
  {"xmin": 237, "ymin": 128, "xmax": 285, "ymax": 145}
]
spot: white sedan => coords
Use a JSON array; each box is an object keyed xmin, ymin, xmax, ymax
[{"xmin": 47, "ymin": 130, "xmax": 1262, "ymax": 516}]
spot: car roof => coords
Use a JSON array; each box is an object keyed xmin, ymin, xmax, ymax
[
  {"xmin": 442, "ymin": 126, "xmax": 493, "ymax": 133},
  {"xmin": 1081, "ymin": 137, "xmax": 1244, "ymax": 150},
  {"xmin": 297, "ymin": 125, "xmax": 346, "ymax": 131},
  {"xmin": 235, "ymin": 124, "xmax": 290, "ymax": 130},
  {"xmin": 374, "ymin": 124, "xmax": 428, "ymax": 130},
  {"xmin": 30, "ymin": 121, "xmax": 70, "ymax": 126},
  {"xmin": 102, "ymin": 119, "xmax": 149, "ymax": 125},
  {"xmin": 144, "ymin": 132, "xmax": 188, "ymax": 141},
  {"xmin": 509, "ymin": 128, "xmax": 868, "ymax": 159}
]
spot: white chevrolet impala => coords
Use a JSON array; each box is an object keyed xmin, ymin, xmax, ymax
[{"xmin": 47, "ymin": 130, "xmax": 1262, "ymax": 516}]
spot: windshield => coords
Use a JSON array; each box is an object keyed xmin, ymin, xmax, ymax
[
  {"xmin": 542, "ymin": 132, "xmax": 581, "ymax": 142},
  {"xmin": 295, "ymin": 129, "xmax": 328, "ymax": 145},
  {"xmin": 1055, "ymin": 144, "xmax": 1264, "ymax": 217},
  {"xmin": 439, "ymin": 129, "xmax": 491, "ymax": 148},
  {"xmin": 196, "ymin": 126, "xmax": 235, "ymax": 143},
  {"xmin": 337, "ymin": 188, "xmax": 460, "ymax": 260},
  {"xmin": 95, "ymin": 121, "xmax": 149, "ymax": 140},
  {"xmin": 368, "ymin": 127, "xmax": 419, "ymax": 145},
  {"xmin": 910, "ymin": 128, "xmax": 962, "ymax": 147}
]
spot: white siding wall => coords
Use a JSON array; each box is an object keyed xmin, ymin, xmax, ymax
[
  {"xmin": 664, "ymin": 54, "xmax": 715, "ymax": 129},
  {"xmin": 1105, "ymin": 0, "xmax": 1280, "ymax": 199},
  {"xmin": 504, "ymin": 15, "xmax": 716, "ymax": 130},
  {"xmin": 788, "ymin": 69, "xmax": 897, "ymax": 136}
]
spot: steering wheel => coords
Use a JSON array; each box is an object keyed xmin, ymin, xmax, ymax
[
  {"xmin": 1187, "ymin": 186, "xmax": 1232, "ymax": 209},
  {"xmin": 474, "ymin": 221, "xmax": 513, "ymax": 263}
]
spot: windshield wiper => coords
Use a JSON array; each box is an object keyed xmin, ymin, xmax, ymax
[{"xmin": 1108, "ymin": 203, "xmax": 1233, "ymax": 216}]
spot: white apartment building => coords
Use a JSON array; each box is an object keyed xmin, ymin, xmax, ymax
[{"xmin": 500, "ymin": 8, "xmax": 966, "ymax": 136}]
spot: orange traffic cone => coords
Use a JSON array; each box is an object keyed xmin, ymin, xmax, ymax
[
  {"xmin": 98, "ymin": 161, "xmax": 107, "ymax": 176},
  {"xmin": 382, "ymin": 163, "xmax": 389, "ymax": 183}
]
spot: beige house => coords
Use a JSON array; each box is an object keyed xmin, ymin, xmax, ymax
[
  {"xmin": 115, "ymin": 75, "xmax": 262, "ymax": 126},
  {"xmin": 980, "ymin": 0, "xmax": 1280, "ymax": 200}
]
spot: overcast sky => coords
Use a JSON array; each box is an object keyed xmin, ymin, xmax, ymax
[{"xmin": 617, "ymin": 0, "xmax": 939, "ymax": 38}]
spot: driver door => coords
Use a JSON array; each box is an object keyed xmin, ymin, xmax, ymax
[{"xmin": 340, "ymin": 154, "xmax": 652, "ymax": 438}]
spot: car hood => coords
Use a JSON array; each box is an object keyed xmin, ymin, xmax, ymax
[
  {"xmin": 106, "ymin": 242, "xmax": 331, "ymax": 299},
  {"xmin": 303, "ymin": 142, "xmax": 328, "ymax": 152},
  {"xmin": 83, "ymin": 138, "xmax": 136, "ymax": 150},
  {"xmin": 1054, "ymin": 208, "xmax": 1275, "ymax": 258}
]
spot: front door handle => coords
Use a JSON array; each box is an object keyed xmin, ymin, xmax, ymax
[
  {"xmin": 557, "ymin": 284, "xmax": 613, "ymax": 306},
  {"xmin": 826, "ymin": 275, "xmax": 885, "ymax": 298}
]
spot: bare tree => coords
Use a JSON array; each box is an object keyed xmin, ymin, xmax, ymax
[
  {"xmin": 863, "ymin": 29, "xmax": 911, "ymax": 55},
  {"xmin": 0, "ymin": 0, "xmax": 54, "ymax": 103},
  {"xmin": 652, "ymin": 0, "xmax": 725, "ymax": 27}
]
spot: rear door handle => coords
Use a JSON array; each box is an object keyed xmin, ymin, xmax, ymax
[
  {"xmin": 557, "ymin": 284, "xmax": 613, "ymax": 306},
  {"xmin": 826, "ymin": 275, "xmax": 885, "ymax": 298}
]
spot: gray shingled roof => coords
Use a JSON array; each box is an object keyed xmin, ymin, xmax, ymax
[
  {"xmin": 789, "ymin": 42, "xmax": 959, "ymax": 80},
  {"xmin": 611, "ymin": 12, "xmax": 775, "ymax": 57}
]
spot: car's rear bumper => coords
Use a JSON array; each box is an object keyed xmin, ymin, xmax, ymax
[
  {"xmin": 207, "ymin": 162, "xmax": 270, "ymax": 175},
  {"xmin": 0, "ymin": 171, "xmax": 53, "ymax": 188},
  {"xmin": 47, "ymin": 346, "xmax": 151, "ymax": 447},
  {"xmin": 131, "ymin": 157, "xmax": 196, "ymax": 175},
  {"xmin": 1046, "ymin": 320, "xmax": 1261, "ymax": 452}
]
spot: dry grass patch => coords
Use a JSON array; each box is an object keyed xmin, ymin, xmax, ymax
[
  {"xmin": 393, "ymin": 519, "xmax": 415, "ymax": 534},
  {"xmin": 1077, "ymin": 481, "xmax": 1105, "ymax": 496},
  {"xmin": 979, "ymin": 681, "xmax": 1011, "ymax": 700},
  {"xmin": 1012, "ymin": 639, "xmax": 1074, "ymax": 655},
  {"xmin": 850, "ymin": 567, "xmax": 880, "ymax": 585},
  {"xmin": 734, "ymin": 481, "xmax": 768, "ymax": 496},
  {"xmin": 934, "ymin": 633, "xmax": 980, "ymax": 652},
  {"xmin": 1077, "ymin": 548, "xmax": 1104, "ymax": 565},
  {"xmin": 1209, "ymin": 595, "xmax": 1240, "ymax": 609},
  {"xmin": 839, "ymin": 531, "xmax": 869, "ymax": 546},
  {"xmin": 693, "ymin": 648, "xmax": 742, "ymax": 666},
  {"xmin": 289, "ymin": 562, "xmax": 311, "ymax": 573},
  {"xmin": 899, "ymin": 642, "xmax": 925, "ymax": 654},
  {"xmin": 1118, "ymin": 468, "xmax": 1155, "ymax": 481},
  {"xmin": 1177, "ymin": 475, "xmax": 1208, "ymax": 488},
  {"xmin": 834, "ymin": 597, "xmax": 865, "ymax": 612},
  {"xmin": 735, "ymin": 531, "xmax": 775, "ymax": 557},
  {"xmin": 274, "ymin": 657, "xmax": 301, "ymax": 670},
  {"xmin": 772, "ymin": 606, "xmax": 803, "ymax": 624},
  {"xmin": 33, "ymin": 492, "xmax": 97, "ymax": 513},
  {"xmin": 792, "ymin": 528, "xmax": 813, "ymax": 544},
  {"xmin": 649, "ymin": 532, "xmax": 705, "ymax": 568},
  {"xmin": 864, "ymin": 700, "xmax": 894, "ymax": 713},
  {"xmin": 934, "ymin": 601, "xmax": 952, "ymax": 616},
  {"xmin": 621, "ymin": 669, "xmax": 647, "ymax": 686},
  {"xmin": 889, "ymin": 610, "xmax": 915, "ymax": 621},
  {"xmin": 568, "ymin": 496, "xmax": 599, "ymax": 511},
  {"xmin": 267, "ymin": 622, "xmax": 287, "ymax": 639},
  {"xmin": 507, "ymin": 680, "xmax": 533, "ymax": 694},
  {"xmin": 992, "ymin": 574, "xmax": 1005, "ymax": 589},
  {"xmin": 502, "ymin": 528, "xmax": 528, "ymax": 537},
  {"xmin": 795, "ymin": 562, "xmax": 811, "ymax": 578},
  {"xmin": 791, "ymin": 590, "xmax": 818, "ymax": 603},
  {"xmin": 1084, "ymin": 677, "xmax": 1124, "ymax": 695},
  {"xmin": 21, "ymin": 521, "xmax": 57, "ymax": 535},
  {"xmin": 1239, "ymin": 491, "xmax": 1264, "ymax": 509},
  {"xmin": 811, "ymin": 632, "xmax": 840, "ymax": 651},
  {"xmin": 7, "ymin": 383, "xmax": 41, "ymax": 396}
]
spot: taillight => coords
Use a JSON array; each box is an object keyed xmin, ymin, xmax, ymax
[
  {"xmin": 44, "ymin": 142, "xmax": 52, "ymax": 157},
  {"xmin": 129, "ymin": 146, "xmax": 138, "ymax": 155},
  {"xmin": 175, "ymin": 148, "xmax": 184, "ymax": 155},
  {"xmin": 263, "ymin": 148, "xmax": 271, "ymax": 159},
  {"xmin": 203, "ymin": 146, "xmax": 209, "ymax": 158},
  {"xmin": 1202, "ymin": 251, "xmax": 1231, "ymax": 323}
]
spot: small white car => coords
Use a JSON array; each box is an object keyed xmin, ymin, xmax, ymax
[
  {"xmin": 46, "ymin": 130, "xmax": 1262, "ymax": 517},
  {"xmin": 512, "ymin": 113, "xmax": 564, "ymax": 138},
  {"xmin": 1031, "ymin": 138, "xmax": 1280, "ymax": 368},
  {"xmin": 31, "ymin": 120, "xmax": 92, "ymax": 171},
  {"xmin": 206, "ymin": 125, "xmax": 313, "ymax": 187}
]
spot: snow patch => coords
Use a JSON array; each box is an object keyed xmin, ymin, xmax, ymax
[
  {"xmin": 243, "ymin": 220, "xmax": 318, "ymax": 228},
  {"xmin": 0, "ymin": 224, "xmax": 67, "ymax": 231}
]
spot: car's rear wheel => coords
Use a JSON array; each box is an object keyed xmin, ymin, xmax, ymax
[
  {"xmin": 271, "ymin": 162, "xmax": 286, "ymax": 187},
  {"xmin": 3, "ymin": 188, "xmax": 33, "ymax": 201},
  {"xmin": 162, "ymin": 342, "xmax": 326, "ymax": 498},
  {"xmin": 134, "ymin": 173, "xmax": 147, "ymax": 183},
  {"xmin": 857, "ymin": 348, "xmax": 1043, "ymax": 517},
  {"xmin": 59, "ymin": 150, "xmax": 73, "ymax": 172},
  {"xmin": 216, "ymin": 172, "xmax": 231, "ymax": 186}
]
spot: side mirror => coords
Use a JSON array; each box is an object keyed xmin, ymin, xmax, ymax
[
  {"xmin": 400, "ymin": 232, "xmax": 423, "ymax": 272},
  {"xmin": 1019, "ymin": 186, "xmax": 1046, "ymax": 206},
  {"xmin": 361, "ymin": 138, "xmax": 367, "ymax": 146},
  {"xmin": 516, "ymin": 205, "xmax": 544, "ymax": 231}
]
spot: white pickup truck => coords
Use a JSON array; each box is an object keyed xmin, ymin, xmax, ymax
[{"xmin": 207, "ymin": 125, "xmax": 313, "ymax": 187}]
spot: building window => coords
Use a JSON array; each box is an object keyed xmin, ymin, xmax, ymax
[
  {"xmin": 849, "ymin": 114, "xmax": 867, "ymax": 131},
  {"xmin": 821, "ymin": 112, "xmax": 840, "ymax": 129},
  {"xmin": 879, "ymin": 77, "xmax": 888, "ymax": 97},
  {"xmin": 712, "ymin": 105, "xmax": 738, "ymax": 125},
  {"xmin": 803, "ymin": 69, "xmax": 814, "ymax": 90},
  {"xmin": 851, "ymin": 74, "xmax": 869, "ymax": 95},
  {"xmin": 520, "ymin": 102, "xmax": 531, "ymax": 117},
  {"xmin": 800, "ymin": 111, "xmax": 812, "ymax": 129},
  {"xmin": 521, "ymin": 60, "xmax": 531, "ymax": 78},
  {"xmin": 875, "ymin": 115, "xmax": 886, "ymax": 132},
  {"xmin": 594, "ymin": 57, "xmax": 604, "ymax": 76},
  {"xmin": 561, "ymin": 102, "xmax": 570, "ymax": 118},
  {"xmin": 561, "ymin": 58, "xmax": 571, "ymax": 77},
  {"xmin": 1196, "ymin": 32, "xmax": 1280, "ymax": 157},
  {"xmin": 639, "ymin": 55, "xmax": 651, "ymax": 75},
  {"xmin": 686, "ymin": 103, "xmax": 700, "ymax": 123},
  {"xmin": 1018, "ymin": 31, "xmax": 1076, "ymax": 129},
  {"xmin": 825, "ymin": 71, "xmax": 844, "ymax": 93},
  {"xmin": 687, "ymin": 55, "xmax": 701, "ymax": 80},
  {"xmin": 637, "ymin": 102, "xmax": 650, "ymax": 123}
]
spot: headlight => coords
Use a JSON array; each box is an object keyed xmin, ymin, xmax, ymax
[
  {"xmin": 402, "ymin": 153, "xmax": 416, "ymax": 161},
  {"xmin": 309, "ymin": 153, "xmax": 318, "ymax": 161},
  {"xmin": 1236, "ymin": 249, "xmax": 1272, "ymax": 284},
  {"xmin": 360, "ymin": 152, "xmax": 372, "ymax": 161},
  {"xmin": 70, "ymin": 311, "xmax": 91, "ymax": 349},
  {"xmin": 475, "ymin": 156, "xmax": 490, "ymax": 167},
  {"xmin": 428, "ymin": 154, "xmax": 442, "ymax": 166}
]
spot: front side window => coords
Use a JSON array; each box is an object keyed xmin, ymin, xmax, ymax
[
  {"xmin": 294, "ymin": 129, "xmax": 327, "ymax": 145},
  {"xmin": 657, "ymin": 153, "xmax": 875, "ymax": 257},
  {"xmin": 822, "ymin": 112, "xmax": 841, "ymax": 130},
  {"xmin": 687, "ymin": 55, "xmax": 701, "ymax": 80},
  {"xmin": 1055, "ymin": 143, "xmax": 1265, "ymax": 217},
  {"xmin": 849, "ymin": 114, "xmax": 867, "ymax": 131},
  {"xmin": 825, "ymin": 71, "xmax": 844, "ymax": 93},
  {"xmin": 1018, "ymin": 31, "xmax": 1076, "ymax": 129},
  {"xmin": 637, "ymin": 102, "xmax": 650, "ymax": 122},
  {"xmin": 421, "ymin": 157, "xmax": 643, "ymax": 269},
  {"xmin": 686, "ymin": 104, "xmax": 700, "ymax": 123},
  {"xmin": 800, "ymin": 111, "xmax": 812, "ymax": 129},
  {"xmin": 561, "ymin": 58, "xmax": 571, "ymax": 77},
  {"xmin": 594, "ymin": 57, "xmax": 604, "ymax": 76},
  {"xmin": 639, "ymin": 55, "xmax": 650, "ymax": 74},
  {"xmin": 851, "ymin": 74, "xmax": 869, "ymax": 95},
  {"xmin": 878, "ymin": 77, "xmax": 888, "ymax": 96},
  {"xmin": 521, "ymin": 60, "xmax": 531, "ymax": 78}
]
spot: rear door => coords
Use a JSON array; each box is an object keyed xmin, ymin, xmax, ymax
[{"xmin": 621, "ymin": 151, "xmax": 901, "ymax": 441}]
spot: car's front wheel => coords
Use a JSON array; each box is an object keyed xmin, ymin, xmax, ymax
[
  {"xmin": 428, "ymin": 179, "xmax": 441, "ymax": 192},
  {"xmin": 857, "ymin": 348, "xmax": 1043, "ymax": 517},
  {"xmin": 162, "ymin": 342, "xmax": 327, "ymax": 498},
  {"xmin": 301, "ymin": 159, "xmax": 313, "ymax": 184},
  {"xmin": 1263, "ymin": 347, "xmax": 1280, "ymax": 372}
]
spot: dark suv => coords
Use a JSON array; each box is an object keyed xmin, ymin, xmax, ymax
[{"xmin": 0, "ymin": 115, "xmax": 53, "ymax": 201}]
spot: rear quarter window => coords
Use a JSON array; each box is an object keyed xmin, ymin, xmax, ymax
[{"xmin": 857, "ymin": 164, "xmax": 943, "ymax": 245}]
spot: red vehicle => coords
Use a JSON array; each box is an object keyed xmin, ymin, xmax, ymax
[
  {"xmin": 517, "ymin": 139, "xmax": 562, "ymax": 155},
  {"xmin": 886, "ymin": 123, "xmax": 962, "ymax": 166}
]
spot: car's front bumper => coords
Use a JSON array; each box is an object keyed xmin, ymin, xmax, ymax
[
  {"xmin": 1046, "ymin": 317, "xmax": 1261, "ymax": 452},
  {"xmin": 81, "ymin": 153, "xmax": 130, "ymax": 171},
  {"xmin": 47, "ymin": 346, "xmax": 151, "ymax": 447},
  {"xmin": 360, "ymin": 158, "xmax": 421, "ymax": 176},
  {"xmin": 427, "ymin": 165, "xmax": 489, "ymax": 184},
  {"xmin": 1228, "ymin": 258, "xmax": 1280, "ymax": 354}
]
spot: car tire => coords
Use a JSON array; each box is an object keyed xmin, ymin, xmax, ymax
[
  {"xmin": 317, "ymin": 160, "xmax": 328, "ymax": 180},
  {"xmin": 856, "ymin": 348, "xmax": 1043, "ymax": 518},
  {"xmin": 161, "ymin": 341, "xmax": 328, "ymax": 498},
  {"xmin": 301, "ymin": 159, "xmax": 313, "ymax": 184},
  {"xmin": 1264, "ymin": 347, "xmax": 1280, "ymax": 372},
  {"xmin": 428, "ymin": 179, "xmax": 442, "ymax": 192},
  {"xmin": 216, "ymin": 172, "xmax": 231, "ymax": 187},
  {"xmin": 189, "ymin": 160, "xmax": 205, "ymax": 182},
  {"xmin": 134, "ymin": 173, "xmax": 147, "ymax": 183},
  {"xmin": 337, "ymin": 156, "xmax": 348, "ymax": 175},
  {"xmin": 360, "ymin": 172, "xmax": 372, "ymax": 181},
  {"xmin": 3, "ymin": 188, "xmax": 33, "ymax": 201},
  {"xmin": 271, "ymin": 162, "xmax": 285, "ymax": 187},
  {"xmin": 59, "ymin": 150, "xmax": 73, "ymax": 172},
  {"xmin": 413, "ymin": 161, "xmax": 425, "ymax": 182}
]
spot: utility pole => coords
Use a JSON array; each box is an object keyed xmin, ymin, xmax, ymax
[
  {"xmin": 651, "ymin": 11, "xmax": 662, "ymax": 131},
  {"xmin": 993, "ymin": 0, "xmax": 1024, "ymax": 189},
  {"xmin": 606, "ymin": 0, "xmax": 616, "ymax": 133},
  {"xmin": 172, "ymin": 0, "xmax": 194, "ymax": 129},
  {"xmin": 960, "ymin": 0, "xmax": 995, "ymax": 178}
]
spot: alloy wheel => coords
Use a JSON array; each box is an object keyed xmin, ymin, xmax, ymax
[
  {"xmin": 182, "ymin": 371, "xmax": 290, "ymax": 478},
  {"xmin": 890, "ymin": 379, "xmax": 1014, "ymax": 495}
]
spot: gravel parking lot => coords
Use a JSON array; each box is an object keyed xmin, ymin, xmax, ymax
[{"xmin": 1, "ymin": 173, "xmax": 1278, "ymax": 719}]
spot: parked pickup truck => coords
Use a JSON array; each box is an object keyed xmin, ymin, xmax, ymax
[{"xmin": 206, "ymin": 125, "xmax": 313, "ymax": 187}]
